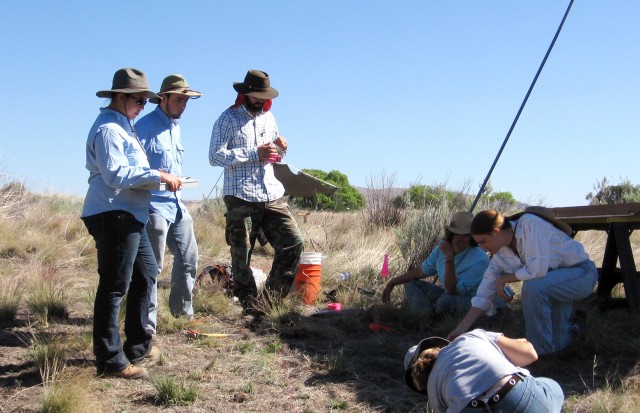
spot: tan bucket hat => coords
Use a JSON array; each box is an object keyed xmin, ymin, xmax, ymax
[
  {"xmin": 149, "ymin": 74, "xmax": 203, "ymax": 104},
  {"xmin": 446, "ymin": 212, "xmax": 474, "ymax": 235},
  {"xmin": 233, "ymin": 70, "xmax": 279, "ymax": 99},
  {"xmin": 96, "ymin": 68, "xmax": 159, "ymax": 99}
]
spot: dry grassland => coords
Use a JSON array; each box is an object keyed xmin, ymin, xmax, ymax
[{"xmin": 1, "ymin": 193, "xmax": 639, "ymax": 412}]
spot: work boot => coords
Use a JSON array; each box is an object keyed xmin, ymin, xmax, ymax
[
  {"xmin": 241, "ymin": 295, "xmax": 267, "ymax": 319},
  {"xmin": 104, "ymin": 364, "xmax": 149, "ymax": 380},
  {"xmin": 134, "ymin": 345, "xmax": 161, "ymax": 365}
]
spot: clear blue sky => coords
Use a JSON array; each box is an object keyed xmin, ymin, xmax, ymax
[{"xmin": 1, "ymin": 1, "xmax": 638, "ymax": 207}]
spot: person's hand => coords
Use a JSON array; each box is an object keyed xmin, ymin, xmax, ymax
[
  {"xmin": 160, "ymin": 171, "xmax": 182, "ymax": 192},
  {"xmin": 272, "ymin": 135, "xmax": 288, "ymax": 151},
  {"xmin": 381, "ymin": 282, "xmax": 395, "ymax": 303},
  {"xmin": 257, "ymin": 143, "xmax": 279, "ymax": 161},
  {"xmin": 446, "ymin": 326, "xmax": 466, "ymax": 342},
  {"xmin": 496, "ymin": 277, "xmax": 513, "ymax": 302},
  {"xmin": 438, "ymin": 240, "xmax": 454, "ymax": 260}
]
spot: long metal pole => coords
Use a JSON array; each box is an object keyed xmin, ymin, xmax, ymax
[{"xmin": 469, "ymin": 0, "xmax": 575, "ymax": 213}]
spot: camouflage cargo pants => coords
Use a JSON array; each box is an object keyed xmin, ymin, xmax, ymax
[{"xmin": 223, "ymin": 196, "xmax": 303, "ymax": 304}]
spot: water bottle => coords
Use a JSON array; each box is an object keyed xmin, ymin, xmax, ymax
[
  {"xmin": 503, "ymin": 285, "xmax": 514, "ymax": 299},
  {"xmin": 335, "ymin": 271, "xmax": 351, "ymax": 281}
]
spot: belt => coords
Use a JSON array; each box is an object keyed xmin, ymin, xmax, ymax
[{"xmin": 467, "ymin": 373, "xmax": 522, "ymax": 408}]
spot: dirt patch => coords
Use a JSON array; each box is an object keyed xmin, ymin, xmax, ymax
[{"xmin": 1, "ymin": 288, "xmax": 639, "ymax": 412}]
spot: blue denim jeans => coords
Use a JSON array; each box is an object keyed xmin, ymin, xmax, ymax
[
  {"xmin": 146, "ymin": 208, "xmax": 199, "ymax": 333},
  {"xmin": 82, "ymin": 210, "xmax": 156, "ymax": 374},
  {"xmin": 521, "ymin": 260, "xmax": 597, "ymax": 355},
  {"xmin": 404, "ymin": 280, "xmax": 473, "ymax": 315},
  {"xmin": 460, "ymin": 375, "xmax": 564, "ymax": 413}
]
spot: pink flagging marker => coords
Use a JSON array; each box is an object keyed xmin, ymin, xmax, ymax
[{"xmin": 381, "ymin": 254, "xmax": 389, "ymax": 278}]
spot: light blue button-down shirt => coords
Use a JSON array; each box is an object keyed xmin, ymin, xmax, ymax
[
  {"xmin": 209, "ymin": 104, "xmax": 285, "ymax": 202},
  {"xmin": 136, "ymin": 105, "xmax": 185, "ymax": 223},
  {"xmin": 421, "ymin": 242, "xmax": 490, "ymax": 297},
  {"xmin": 81, "ymin": 108, "xmax": 161, "ymax": 224}
]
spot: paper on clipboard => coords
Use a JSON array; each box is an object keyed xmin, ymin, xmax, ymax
[{"xmin": 139, "ymin": 177, "xmax": 200, "ymax": 191}]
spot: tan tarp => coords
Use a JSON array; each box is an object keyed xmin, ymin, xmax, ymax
[{"xmin": 272, "ymin": 163, "xmax": 338, "ymax": 196}]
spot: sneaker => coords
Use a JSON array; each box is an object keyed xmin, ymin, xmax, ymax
[{"xmin": 104, "ymin": 364, "xmax": 149, "ymax": 380}]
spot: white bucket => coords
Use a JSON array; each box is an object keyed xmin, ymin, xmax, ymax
[{"xmin": 299, "ymin": 252, "xmax": 323, "ymax": 265}]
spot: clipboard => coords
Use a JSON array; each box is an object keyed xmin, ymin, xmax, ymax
[{"xmin": 139, "ymin": 177, "xmax": 199, "ymax": 191}]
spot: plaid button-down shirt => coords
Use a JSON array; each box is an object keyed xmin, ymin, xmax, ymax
[{"xmin": 209, "ymin": 104, "xmax": 285, "ymax": 202}]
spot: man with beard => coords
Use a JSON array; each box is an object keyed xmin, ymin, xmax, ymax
[
  {"xmin": 209, "ymin": 70, "xmax": 303, "ymax": 319},
  {"xmin": 136, "ymin": 74, "xmax": 202, "ymax": 334}
]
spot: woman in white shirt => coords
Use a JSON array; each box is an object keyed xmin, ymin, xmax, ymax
[{"xmin": 447, "ymin": 207, "xmax": 597, "ymax": 355}]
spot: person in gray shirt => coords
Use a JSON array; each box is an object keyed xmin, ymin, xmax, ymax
[{"xmin": 404, "ymin": 329, "xmax": 564, "ymax": 412}]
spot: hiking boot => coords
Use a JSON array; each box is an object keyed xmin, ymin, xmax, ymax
[
  {"xmin": 145, "ymin": 345, "xmax": 161, "ymax": 363},
  {"xmin": 241, "ymin": 296, "xmax": 267, "ymax": 318},
  {"xmin": 104, "ymin": 364, "xmax": 149, "ymax": 380},
  {"xmin": 133, "ymin": 345, "xmax": 161, "ymax": 365}
]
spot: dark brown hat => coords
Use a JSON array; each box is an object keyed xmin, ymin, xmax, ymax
[
  {"xmin": 233, "ymin": 70, "xmax": 279, "ymax": 99},
  {"xmin": 96, "ymin": 68, "xmax": 159, "ymax": 99}
]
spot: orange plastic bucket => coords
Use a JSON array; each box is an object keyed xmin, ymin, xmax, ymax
[{"xmin": 293, "ymin": 252, "xmax": 323, "ymax": 304}]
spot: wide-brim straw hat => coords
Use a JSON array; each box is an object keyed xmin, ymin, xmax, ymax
[
  {"xmin": 509, "ymin": 206, "xmax": 573, "ymax": 236},
  {"xmin": 233, "ymin": 70, "xmax": 279, "ymax": 99},
  {"xmin": 149, "ymin": 74, "xmax": 203, "ymax": 104},
  {"xmin": 446, "ymin": 212, "xmax": 474, "ymax": 235},
  {"xmin": 403, "ymin": 337, "xmax": 450, "ymax": 394},
  {"xmin": 96, "ymin": 68, "xmax": 159, "ymax": 100}
]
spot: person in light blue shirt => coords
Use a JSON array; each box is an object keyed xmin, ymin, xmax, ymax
[
  {"xmin": 81, "ymin": 68, "xmax": 181, "ymax": 379},
  {"xmin": 136, "ymin": 74, "xmax": 202, "ymax": 334},
  {"xmin": 382, "ymin": 212, "xmax": 498, "ymax": 315}
]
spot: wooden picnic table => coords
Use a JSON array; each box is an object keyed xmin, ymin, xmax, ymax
[{"xmin": 551, "ymin": 203, "xmax": 640, "ymax": 312}]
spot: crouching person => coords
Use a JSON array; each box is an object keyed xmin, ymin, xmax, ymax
[{"xmin": 404, "ymin": 329, "xmax": 564, "ymax": 412}]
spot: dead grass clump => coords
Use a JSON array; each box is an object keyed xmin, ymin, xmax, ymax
[
  {"xmin": 27, "ymin": 279, "xmax": 70, "ymax": 325},
  {"xmin": 194, "ymin": 287, "xmax": 233, "ymax": 316},
  {"xmin": 0, "ymin": 275, "xmax": 24, "ymax": 323},
  {"xmin": 29, "ymin": 335, "xmax": 67, "ymax": 384},
  {"xmin": 0, "ymin": 178, "xmax": 28, "ymax": 218},
  {"xmin": 41, "ymin": 369, "xmax": 103, "ymax": 413}
]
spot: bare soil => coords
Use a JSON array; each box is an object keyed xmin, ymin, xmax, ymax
[{"xmin": 1, "ymin": 276, "xmax": 639, "ymax": 412}]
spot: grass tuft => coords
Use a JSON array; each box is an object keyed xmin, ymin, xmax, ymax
[
  {"xmin": 27, "ymin": 279, "xmax": 70, "ymax": 325},
  {"xmin": 29, "ymin": 335, "xmax": 66, "ymax": 384},
  {"xmin": 152, "ymin": 375, "xmax": 200, "ymax": 407},
  {"xmin": 0, "ymin": 276, "xmax": 23, "ymax": 323}
]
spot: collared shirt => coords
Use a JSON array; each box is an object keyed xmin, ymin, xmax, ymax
[
  {"xmin": 208, "ymin": 104, "xmax": 285, "ymax": 202},
  {"xmin": 421, "ymin": 243, "xmax": 489, "ymax": 297},
  {"xmin": 81, "ymin": 108, "xmax": 161, "ymax": 224},
  {"xmin": 472, "ymin": 214, "xmax": 591, "ymax": 314},
  {"xmin": 136, "ymin": 105, "xmax": 185, "ymax": 223}
]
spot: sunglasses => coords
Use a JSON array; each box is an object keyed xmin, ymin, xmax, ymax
[{"xmin": 125, "ymin": 95, "xmax": 147, "ymax": 106}]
